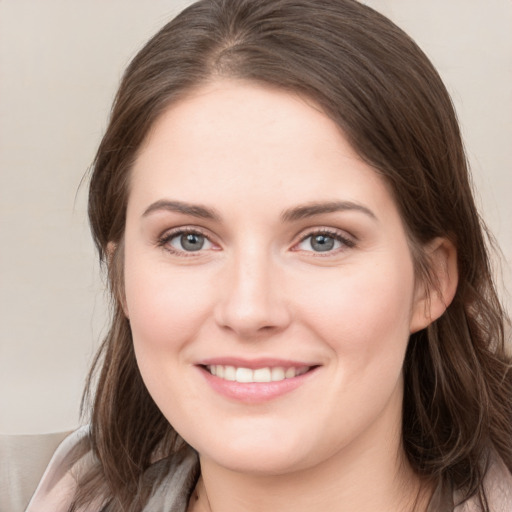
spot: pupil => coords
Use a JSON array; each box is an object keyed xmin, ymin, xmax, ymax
[
  {"xmin": 181, "ymin": 233, "xmax": 204, "ymax": 251},
  {"xmin": 312, "ymin": 234, "xmax": 334, "ymax": 252}
]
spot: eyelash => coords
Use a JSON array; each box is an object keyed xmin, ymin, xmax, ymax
[
  {"xmin": 295, "ymin": 229, "xmax": 356, "ymax": 255},
  {"xmin": 157, "ymin": 227, "xmax": 214, "ymax": 256},
  {"xmin": 156, "ymin": 227, "xmax": 356, "ymax": 256}
]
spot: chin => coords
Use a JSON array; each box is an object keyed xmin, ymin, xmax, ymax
[
  {"xmin": 186, "ymin": 426, "xmax": 321, "ymax": 476},
  {"xmin": 206, "ymin": 449, "xmax": 311, "ymax": 476}
]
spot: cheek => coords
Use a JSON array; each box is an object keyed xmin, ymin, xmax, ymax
[
  {"xmin": 123, "ymin": 260, "xmax": 217, "ymax": 425},
  {"xmin": 291, "ymin": 259, "xmax": 415, "ymax": 436},
  {"xmin": 293, "ymin": 257, "xmax": 415, "ymax": 363},
  {"xmin": 123, "ymin": 256, "xmax": 217, "ymax": 360}
]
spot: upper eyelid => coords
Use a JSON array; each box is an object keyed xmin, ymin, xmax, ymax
[
  {"xmin": 157, "ymin": 226, "xmax": 217, "ymax": 250},
  {"xmin": 292, "ymin": 227, "xmax": 356, "ymax": 252},
  {"xmin": 299, "ymin": 227, "xmax": 347, "ymax": 237},
  {"xmin": 159, "ymin": 225, "xmax": 213, "ymax": 240},
  {"xmin": 295, "ymin": 226, "xmax": 356, "ymax": 242}
]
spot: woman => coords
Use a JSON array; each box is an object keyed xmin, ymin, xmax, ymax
[{"xmin": 27, "ymin": 0, "xmax": 512, "ymax": 511}]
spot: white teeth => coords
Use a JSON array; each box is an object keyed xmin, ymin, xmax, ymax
[
  {"xmin": 285, "ymin": 367, "xmax": 296, "ymax": 379},
  {"xmin": 206, "ymin": 365, "xmax": 310, "ymax": 383},
  {"xmin": 224, "ymin": 366, "xmax": 236, "ymax": 381},
  {"xmin": 235, "ymin": 367, "xmax": 253, "ymax": 383},
  {"xmin": 253, "ymin": 367, "xmax": 271, "ymax": 382},
  {"xmin": 271, "ymin": 367, "xmax": 285, "ymax": 381}
]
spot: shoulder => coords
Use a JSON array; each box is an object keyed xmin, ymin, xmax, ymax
[
  {"xmin": 25, "ymin": 425, "xmax": 92, "ymax": 512},
  {"xmin": 25, "ymin": 426, "xmax": 200, "ymax": 512},
  {"xmin": 455, "ymin": 455, "xmax": 512, "ymax": 512},
  {"xmin": 482, "ymin": 455, "xmax": 512, "ymax": 511},
  {"xmin": 143, "ymin": 445, "xmax": 199, "ymax": 511}
]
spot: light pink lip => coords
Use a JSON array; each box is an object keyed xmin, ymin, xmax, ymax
[
  {"xmin": 197, "ymin": 364, "xmax": 320, "ymax": 404},
  {"xmin": 197, "ymin": 357, "xmax": 317, "ymax": 369}
]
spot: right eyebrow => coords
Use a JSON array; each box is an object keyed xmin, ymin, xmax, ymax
[{"xmin": 142, "ymin": 199, "xmax": 221, "ymax": 221}]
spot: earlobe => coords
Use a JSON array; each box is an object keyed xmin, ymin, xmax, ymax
[{"xmin": 410, "ymin": 237, "xmax": 458, "ymax": 333}]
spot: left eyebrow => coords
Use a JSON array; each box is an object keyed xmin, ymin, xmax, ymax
[
  {"xmin": 281, "ymin": 201, "xmax": 377, "ymax": 222},
  {"xmin": 142, "ymin": 199, "xmax": 221, "ymax": 221}
]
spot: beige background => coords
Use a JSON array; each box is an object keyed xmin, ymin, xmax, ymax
[{"xmin": 0, "ymin": 0, "xmax": 511, "ymax": 435}]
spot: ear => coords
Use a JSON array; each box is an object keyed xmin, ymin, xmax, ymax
[
  {"xmin": 410, "ymin": 237, "xmax": 458, "ymax": 333},
  {"xmin": 107, "ymin": 241, "xmax": 129, "ymax": 319}
]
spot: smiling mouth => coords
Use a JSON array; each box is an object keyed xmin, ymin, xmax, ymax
[{"xmin": 204, "ymin": 365, "xmax": 313, "ymax": 383}]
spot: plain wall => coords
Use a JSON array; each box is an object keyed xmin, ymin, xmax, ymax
[{"xmin": 0, "ymin": 0, "xmax": 511, "ymax": 435}]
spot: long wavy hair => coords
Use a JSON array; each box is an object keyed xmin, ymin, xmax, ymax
[{"xmin": 72, "ymin": 0, "xmax": 512, "ymax": 510}]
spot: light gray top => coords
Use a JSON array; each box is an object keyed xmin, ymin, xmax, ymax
[{"xmin": 25, "ymin": 427, "xmax": 512, "ymax": 512}]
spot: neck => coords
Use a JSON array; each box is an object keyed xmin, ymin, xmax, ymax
[{"xmin": 193, "ymin": 411, "xmax": 432, "ymax": 512}]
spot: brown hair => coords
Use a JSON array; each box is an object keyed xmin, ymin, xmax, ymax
[{"xmin": 75, "ymin": 0, "xmax": 512, "ymax": 510}]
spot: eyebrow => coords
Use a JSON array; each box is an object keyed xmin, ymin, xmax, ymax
[
  {"xmin": 142, "ymin": 199, "xmax": 377, "ymax": 223},
  {"xmin": 143, "ymin": 200, "xmax": 221, "ymax": 221},
  {"xmin": 280, "ymin": 201, "xmax": 377, "ymax": 222}
]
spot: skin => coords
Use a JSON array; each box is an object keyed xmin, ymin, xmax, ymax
[{"xmin": 122, "ymin": 80, "xmax": 457, "ymax": 512}]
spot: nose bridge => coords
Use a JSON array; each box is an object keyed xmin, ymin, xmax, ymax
[{"xmin": 215, "ymin": 241, "xmax": 290, "ymax": 336}]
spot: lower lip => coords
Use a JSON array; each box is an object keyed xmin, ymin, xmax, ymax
[{"xmin": 198, "ymin": 366, "xmax": 318, "ymax": 403}]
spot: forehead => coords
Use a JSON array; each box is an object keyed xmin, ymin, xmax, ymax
[{"xmin": 129, "ymin": 79, "xmax": 396, "ymax": 221}]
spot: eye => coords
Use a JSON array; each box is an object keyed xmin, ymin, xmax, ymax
[
  {"xmin": 295, "ymin": 230, "xmax": 354, "ymax": 253},
  {"xmin": 159, "ymin": 229, "xmax": 214, "ymax": 254}
]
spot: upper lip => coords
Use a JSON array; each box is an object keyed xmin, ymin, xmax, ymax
[{"xmin": 197, "ymin": 357, "xmax": 319, "ymax": 369}]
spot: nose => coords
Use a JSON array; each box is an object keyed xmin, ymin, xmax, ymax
[{"xmin": 214, "ymin": 248, "xmax": 292, "ymax": 339}]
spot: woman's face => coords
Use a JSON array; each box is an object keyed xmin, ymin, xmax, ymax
[{"xmin": 123, "ymin": 80, "xmax": 428, "ymax": 475}]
